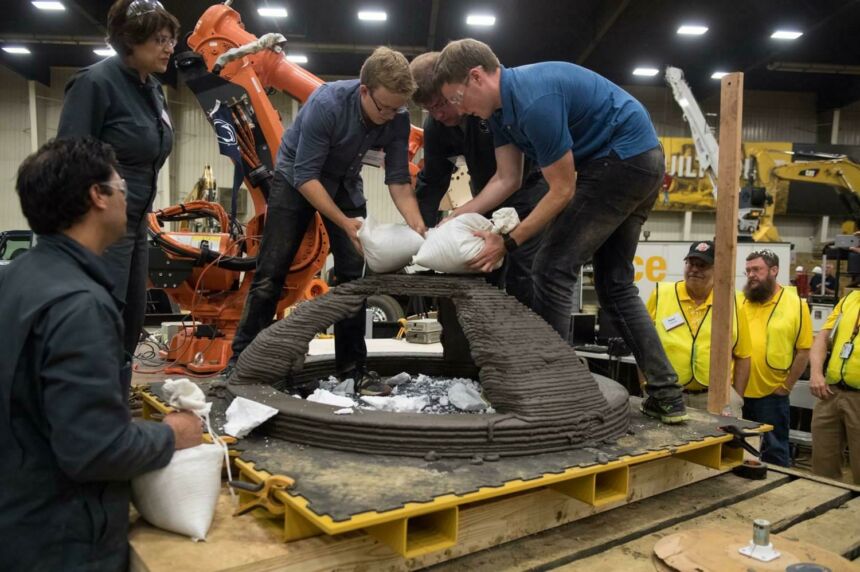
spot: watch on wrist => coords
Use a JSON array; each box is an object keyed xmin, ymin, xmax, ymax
[{"xmin": 502, "ymin": 233, "xmax": 519, "ymax": 253}]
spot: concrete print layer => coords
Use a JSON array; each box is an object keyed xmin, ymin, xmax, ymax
[{"xmin": 231, "ymin": 275, "xmax": 630, "ymax": 458}]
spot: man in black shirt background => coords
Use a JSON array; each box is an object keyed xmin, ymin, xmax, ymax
[{"xmin": 410, "ymin": 52, "xmax": 547, "ymax": 307}]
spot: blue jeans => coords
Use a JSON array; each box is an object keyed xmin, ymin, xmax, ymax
[
  {"xmin": 231, "ymin": 173, "xmax": 367, "ymax": 375},
  {"xmin": 742, "ymin": 393, "xmax": 791, "ymax": 467},
  {"xmin": 531, "ymin": 147, "xmax": 682, "ymax": 401}
]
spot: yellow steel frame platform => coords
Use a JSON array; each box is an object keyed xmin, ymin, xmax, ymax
[{"xmin": 136, "ymin": 388, "xmax": 769, "ymax": 559}]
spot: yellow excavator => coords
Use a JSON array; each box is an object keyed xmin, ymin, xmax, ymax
[
  {"xmin": 665, "ymin": 66, "xmax": 860, "ymax": 242},
  {"xmin": 745, "ymin": 148, "xmax": 860, "ymax": 242}
]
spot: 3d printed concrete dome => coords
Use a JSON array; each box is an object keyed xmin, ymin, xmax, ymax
[{"xmin": 229, "ymin": 274, "xmax": 630, "ymax": 458}]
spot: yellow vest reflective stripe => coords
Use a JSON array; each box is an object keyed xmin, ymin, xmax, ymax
[
  {"xmin": 654, "ymin": 282, "xmax": 739, "ymax": 387},
  {"xmin": 826, "ymin": 291, "xmax": 860, "ymax": 387},
  {"xmin": 760, "ymin": 286, "xmax": 803, "ymax": 372}
]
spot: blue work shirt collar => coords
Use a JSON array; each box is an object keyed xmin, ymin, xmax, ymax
[
  {"xmin": 354, "ymin": 83, "xmax": 386, "ymax": 132},
  {"xmin": 496, "ymin": 66, "xmax": 516, "ymax": 128}
]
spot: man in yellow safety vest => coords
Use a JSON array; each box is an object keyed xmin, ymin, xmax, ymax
[
  {"xmin": 741, "ymin": 249, "xmax": 813, "ymax": 467},
  {"xmin": 809, "ymin": 290, "xmax": 860, "ymax": 484},
  {"xmin": 645, "ymin": 240, "xmax": 751, "ymax": 416}
]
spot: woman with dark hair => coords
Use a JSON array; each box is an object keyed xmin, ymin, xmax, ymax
[{"xmin": 58, "ymin": 0, "xmax": 179, "ymax": 357}]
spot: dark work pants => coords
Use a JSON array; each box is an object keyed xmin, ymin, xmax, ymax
[
  {"xmin": 486, "ymin": 177, "xmax": 548, "ymax": 308},
  {"xmin": 231, "ymin": 174, "xmax": 367, "ymax": 374},
  {"xmin": 531, "ymin": 147, "xmax": 682, "ymax": 401},
  {"xmin": 102, "ymin": 215, "xmax": 149, "ymax": 358},
  {"xmin": 743, "ymin": 393, "xmax": 792, "ymax": 467}
]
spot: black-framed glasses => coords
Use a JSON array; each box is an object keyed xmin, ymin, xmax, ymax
[
  {"xmin": 368, "ymin": 89, "xmax": 407, "ymax": 116},
  {"xmin": 99, "ymin": 179, "xmax": 128, "ymax": 196},
  {"xmin": 127, "ymin": 0, "xmax": 164, "ymax": 19}
]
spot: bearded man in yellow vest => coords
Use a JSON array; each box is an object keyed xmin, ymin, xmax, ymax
[
  {"xmin": 809, "ymin": 290, "xmax": 860, "ymax": 484},
  {"xmin": 741, "ymin": 249, "xmax": 813, "ymax": 467},
  {"xmin": 645, "ymin": 241, "xmax": 751, "ymax": 416}
]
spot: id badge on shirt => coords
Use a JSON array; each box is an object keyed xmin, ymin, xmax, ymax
[
  {"xmin": 161, "ymin": 108, "xmax": 173, "ymax": 131},
  {"xmin": 841, "ymin": 342, "xmax": 855, "ymax": 360},
  {"xmin": 362, "ymin": 149, "xmax": 385, "ymax": 168},
  {"xmin": 662, "ymin": 312, "xmax": 685, "ymax": 331}
]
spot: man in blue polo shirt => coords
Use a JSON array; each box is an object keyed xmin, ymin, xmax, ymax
[
  {"xmin": 226, "ymin": 47, "xmax": 426, "ymax": 395},
  {"xmin": 435, "ymin": 39, "xmax": 687, "ymax": 423}
]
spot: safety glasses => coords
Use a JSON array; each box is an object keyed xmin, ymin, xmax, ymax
[{"xmin": 126, "ymin": 0, "xmax": 164, "ymax": 19}]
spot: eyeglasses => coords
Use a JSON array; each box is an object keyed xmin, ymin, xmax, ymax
[
  {"xmin": 151, "ymin": 34, "xmax": 177, "ymax": 49},
  {"xmin": 99, "ymin": 179, "xmax": 128, "ymax": 196},
  {"xmin": 368, "ymin": 89, "xmax": 407, "ymax": 116},
  {"xmin": 425, "ymin": 96, "xmax": 449, "ymax": 115},
  {"xmin": 127, "ymin": 0, "xmax": 164, "ymax": 19},
  {"xmin": 446, "ymin": 73, "xmax": 472, "ymax": 106}
]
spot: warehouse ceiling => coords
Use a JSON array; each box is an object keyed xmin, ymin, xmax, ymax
[{"xmin": 2, "ymin": 0, "xmax": 859, "ymax": 111}]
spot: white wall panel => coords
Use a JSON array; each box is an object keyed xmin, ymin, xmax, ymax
[
  {"xmin": 0, "ymin": 66, "xmax": 32, "ymax": 230},
  {"xmin": 839, "ymin": 101, "xmax": 860, "ymax": 146}
]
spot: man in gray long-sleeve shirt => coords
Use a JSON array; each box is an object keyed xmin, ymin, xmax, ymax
[
  {"xmin": 0, "ymin": 138, "xmax": 201, "ymax": 571},
  {"xmin": 227, "ymin": 47, "xmax": 425, "ymax": 395}
]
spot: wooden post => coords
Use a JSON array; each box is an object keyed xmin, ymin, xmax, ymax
[{"xmin": 708, "ymin": 73, "xmax": 744, "ymax": 415}]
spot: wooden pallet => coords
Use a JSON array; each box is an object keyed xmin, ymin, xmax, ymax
[
  {"xmin": 435, "ymin": 466, "xmax": 860, "ymax": 571},
  {"xmin": 129, "ymin": 460, "xmax": 860, "ymax": 571}
]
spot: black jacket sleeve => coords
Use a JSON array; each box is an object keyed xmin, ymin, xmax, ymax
[
  {"xmin": 40, "ymin": 293, "xmax": 174, "ymax": 482},
  {"xmin": 415, "ymin": 118, "xmax": 458, "ymax": 228}
]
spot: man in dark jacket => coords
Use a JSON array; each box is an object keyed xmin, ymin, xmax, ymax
[
  {"xmin": 0, "ymin": 138, "xmax": 201, "ymax": 571},
  {"xmin": 410, "ymin": 52, "xmax": 547, "ymax": 307}
]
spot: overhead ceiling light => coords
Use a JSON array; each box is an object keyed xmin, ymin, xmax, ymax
[
  {"xmin": 2, "ymin": 46, "xmax": 31, "ymax": 55},
  {"xmin": 32, "ymin": 1, "xmax": 66, "ymax": 10},
  {"xmin": 632, "ymin": 67, "xmax": 659, "ymax": 77},
  {"xmin": 286, "ymin": 54, "xmax": 307, "ymax": 64},
  {"xmin": 677, "ymin": 24, "xmax": 708, "ymax": 35},
  {"xmin": 771, "ymin": 30, "xmax": 803, "ymax": 40},
  {"xmin": 257, "ymin": 6, "xmax": 288, "ymax": 18},
  {"xmin": 358, "ymin": 10, "xmax": 387, "ymax": 21},
  {"xmin": 711, "ymin": 71, "xmax": 729, "ymax": 79},
  {"xmin": 466, "ymin": 14, "xmax": 496, "ymax": 27},
  {"xmin": 94, "ymin": 47, "xmax": 116, "ymax": 57}
]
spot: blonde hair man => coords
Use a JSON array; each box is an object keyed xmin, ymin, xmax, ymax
[{"xmin": 226, "ymin": 47, "xmax": 424, "ymax": 396}]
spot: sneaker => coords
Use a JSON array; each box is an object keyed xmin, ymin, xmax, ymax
[
  {"xmin": 355, "ymin": 370, "xmax": 392, "ymax": 397},
  {"xmin": 640, "ymin": 396, "xmax": 689, "ymax": 424}
]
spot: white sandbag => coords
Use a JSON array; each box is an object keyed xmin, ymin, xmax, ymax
[
  {"xmin": 491, "ymin": 207, "xmax": 520, "ymax": 234},
  {"xmin": 413, "ymin": 211, "xmax": 512, "ymax": 274},
  {"xmin": 131, "ymin": 443, "xmax": 223, "ymax": 541},
  {"xmin": 358, "ymin": 216, "xmax": 425, "ymax": 273}
]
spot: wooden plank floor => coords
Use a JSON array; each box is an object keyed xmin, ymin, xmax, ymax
[{"xmin": 433, "ymin": 468, "xmax": 859, "ymax": 572}]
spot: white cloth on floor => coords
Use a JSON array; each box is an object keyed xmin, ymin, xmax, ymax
[{"xmin": 223, "ymin": 396, "xmax": 279, "ymax": 439}]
